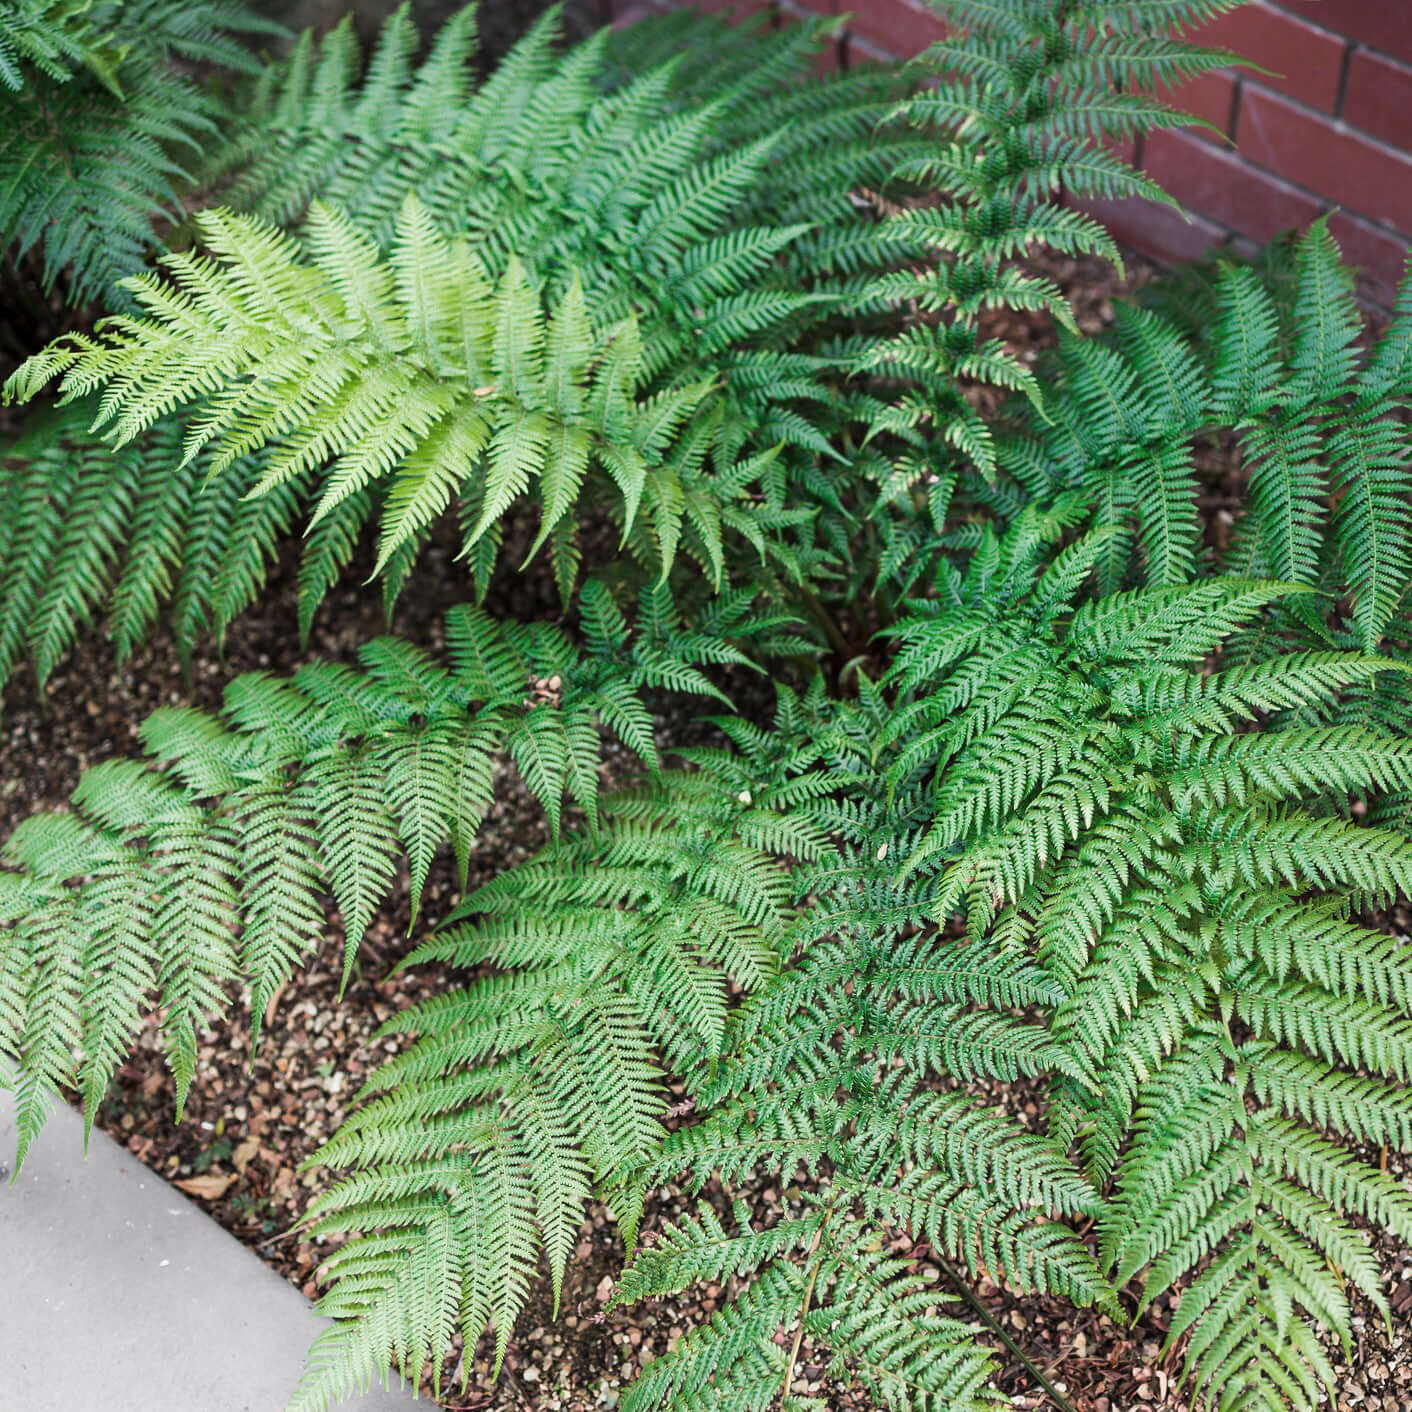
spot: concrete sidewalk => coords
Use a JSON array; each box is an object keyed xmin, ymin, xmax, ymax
[{"xmin": 0, "ymin": 1089, "xmax": 420, "ymax": 1412}]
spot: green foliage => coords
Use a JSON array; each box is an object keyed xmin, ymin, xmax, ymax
[
  {"xmin": 3, "ymin": 0, "xmax": 1242, "ymax": 674},
  {"xmin": 615, "ymin": 1200, "xmax": 1005, "ymax": 1412},
  {"xmin": 994, "ymin": 218, "xmax": 1412, "ymax": 646},
  {"xmin": 0, "ymin": 0, "xmax": 120, "ymax": 90},
  {"xmin": 0, "ymin": 582, "xmax": 742, "ymax": 1165},
  {"xmin": 0, "ymin": 0, "xmax": 282, "ymax": 303},
  {"xmin": 8, "ymin": 3, "xmax": 1412, "ymax": 1412},
  {"xmin": 0, "ymin": 404, "xmax": 305, "ymax": 685},
  {"xmin": 885, "ymin": 516, "xmax": 1412, "ymax": 1409},
  {"xmin": 291, "ymin": 778, "xmax": 809, "ymax": 1408},
  {"xmin": 7, "ymin": 196, "xmax": 762, "ymax": 591},
  {"xmin": 864, "ymin": 0, "xmax": 1246, "ymax": 479}
]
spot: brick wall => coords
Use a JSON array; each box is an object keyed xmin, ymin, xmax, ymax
[
  {"xmin": 616, "ymin": 0, "xmax": 1412, "ymax": 306},
  {"xmin": 1078, "ymin": 1, "xmax": 1412, "ymax": 307}
]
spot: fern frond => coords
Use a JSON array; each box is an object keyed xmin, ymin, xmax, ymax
[
  {"xmin": 0, "ymin": 0, "xmax": 282, "ymax": 303},
  {"xmin": 0, "ymin": 587, "xmax": 696, "ymax": 1159},
  {"xmin": 295, "ymin": 784, "xmax": 797, "ymax": 1405}
]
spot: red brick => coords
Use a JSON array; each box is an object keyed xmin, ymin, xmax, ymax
[
  {"xmin": 1144, "ymin": 128, "xmax": 1321, "ymax": 241},
  {"xmin": 1272, "ymin": 0, "xmax": 1412, "ymax": 66},
  {"xmin": 1157, "ymin": 69, "xmax": 1238, "ymax": 142},
  {"xmin": 687, "ymin": 0, "xmax": 776, "ymax": 15},
  {"xmin": 1326, "ymin": 210, "xmax": 1410, "ymax": 309},
  {"xmin": 1237, "ymin": 87, "xmax": 1412, "ymax": 232},
  {"xmin": 1102, "ymin": 133, "xmax": 1139, "ymax": 167},
  {"xmin": 1343, "ymin": 49, "xmax": 1412, "ymax": 151},
  {"xmin": 842, "ymin": 0, "xmax": 946, "ymax": 57},
  {"xmin": 1065, "ymin": 192, "xmax": 1231, "ymax": 265},
  {"xmin": 1189, "ymin": 2, "xmax": 1344, "ymax": 110},
  {"xmin": 612, "ymin": 2, "xmax": 673, "ymax": 25}
]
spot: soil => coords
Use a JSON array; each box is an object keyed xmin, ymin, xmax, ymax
[{"xmin": 3, "ymin": 247, "xmax": 1409, "ymax": 1412}]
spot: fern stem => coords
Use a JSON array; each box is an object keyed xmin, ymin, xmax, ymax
[
  {"xmin": 929, "ymin": 1251, "xmax": 1080, "ymax": 1412},
  {"xmin": 796, "ymin": 584, "xmax": 851, "ymax": 660},
  {"xmin": 780, "ymin": 1222, "xmax": 826, "ymax": 1405}
]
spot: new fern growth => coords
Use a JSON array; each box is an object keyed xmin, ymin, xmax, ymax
[{"xmin": 5, "ymin": 196, "xmax": 761, "ymax": 596}]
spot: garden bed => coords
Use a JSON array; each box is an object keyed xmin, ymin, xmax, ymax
[{"xmin": 6, "ymin": 247, "xmax": 1406, "ymax": 1411}]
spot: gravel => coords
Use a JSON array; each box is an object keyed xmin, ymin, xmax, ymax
[{"xmin": 1, "ymin": 246, "xmax": 1405, "ymax": 1409}]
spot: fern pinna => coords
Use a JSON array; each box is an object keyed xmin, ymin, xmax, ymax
[
  {"xmin": 0, "ymin": 580, "xmax": 759, "ymax": 1166},
  {"xmin": 883, "ymin": 511, "xmax": 1412, "ymax": 1409}
]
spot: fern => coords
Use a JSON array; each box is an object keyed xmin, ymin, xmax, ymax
[
  {"xmin": 0, "ymin": 0, "xmax": 282, "ymax": 303},
  {"xmin": 0, "ymin": 0, "xmax": 1236, "ymax": 676},
  {"xmin": 0, "ymin": 405, "xmax": 305, "ymax": 684},
  {"xmin": 199, "ymin": 3, "xmax": 932, "ymax": 484},
  {"xmin": 12, "ymin": 5, "xmax": 1412, "ymax": 1412},
  {"xmin": 992, "ymin": 218, "xmax": 1412, "ymax": 646},
  {"xmin": 0, "ymin": 583, "xmax": 743, "ymax": 1164},
  {"xmin": 615, "ymin": 1201, "xmax": 1005, "ymax": 1412},
  {"xmin": 859, "ymin": 0, "xmax": 1244, "ymax": 480},
  {"xmin": 8, "ymin": 197, "xmax": 730, "ymax": 573},
  {"xmin": 7, "ymin": 191, "xmax": 830, "ymax": 620},
  {"xmin": 885, "ymin": 515, "xmax": 1412, "ymax": 1409},
  {"xmin": 0, "ymin": 0, "xmax": 120, "ymax": 90},
  {"xmin": 289, "ymin": 777, "xmax": 807, "ymax": 1408}
]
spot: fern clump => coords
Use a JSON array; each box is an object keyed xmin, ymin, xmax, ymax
[
  {"xmin": 7, "ymin": 1, "xmax": 1412, "ymax": 1410},
  {"xmin": 886, "ymin": 514, "xmax": 1412, "ymax": 1408}
]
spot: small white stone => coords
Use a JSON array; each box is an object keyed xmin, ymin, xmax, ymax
[
  {"xmin": 736, "ymin": 789, "xmax": 752, "ymax": 805},
  {"xmin": 876, "ymin": 843, "xmax": 888, "ymax": 861}
]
